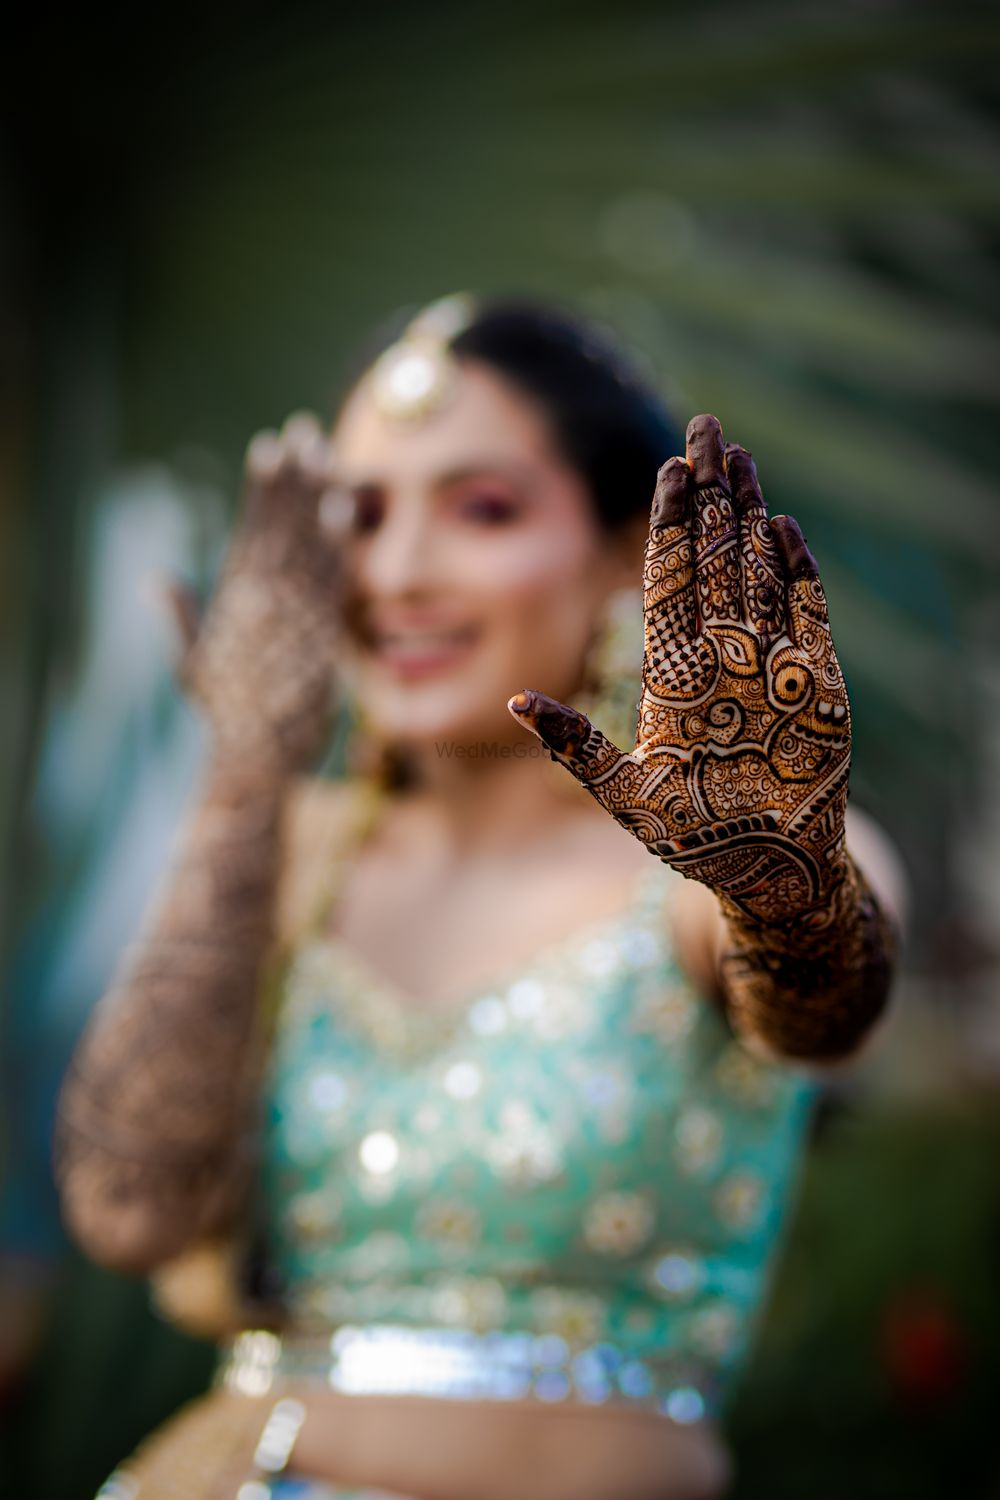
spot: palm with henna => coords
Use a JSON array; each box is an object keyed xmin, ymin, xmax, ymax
[
  {"xmin": 176, "ymin": 415, "xmax": 347, "ymax": 776},
  {"xmin": 509, "ymin": 414, "xmax": 895, "ymax": 1060}
]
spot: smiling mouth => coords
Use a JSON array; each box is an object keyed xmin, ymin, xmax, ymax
[{"xmin": 369, "ymin": 626, "xmax": 480, "ymax": 679}]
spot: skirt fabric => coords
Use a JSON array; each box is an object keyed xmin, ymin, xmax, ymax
[
  {"xmin": 98, "ymin": 1476, "xmax": 416, "ymax": 1499},
  {"xmin": 268, "ymin": 1485, "xmax": 415, "ymax": 1498},
  {"xmin": 90, "ymin": 1388, "xmax": 424, "ymax": 1500}
]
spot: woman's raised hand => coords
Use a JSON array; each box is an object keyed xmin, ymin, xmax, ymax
[
  {"xmin": 509, "ymin": 414, "xmax": 852, "ymax": 927},
  {"xmin": 56, "ymin": 416, "xmax": 354, "ymax": 1275},
  {"xmin": 167, "ymin": 414, "xmax": 349, "ymax": 778}
]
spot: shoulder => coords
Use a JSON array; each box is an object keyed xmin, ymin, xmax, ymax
[
  {"xmin": 274, "ymin": 775, "xmax": 377, "ymax": 948},
  {"xmin": 845, "ymin": 805, "xmax": 909, "ymax": 933},
  {"xmin": 669, "ymin": 872, "xmax": 727, "ymax": 1004},
  {"xmin": 281, "ymin": 772, "xmax": 364, "ymax": 839}
]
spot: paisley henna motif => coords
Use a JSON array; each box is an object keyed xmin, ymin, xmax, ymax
[{"xmin": 509, "ymin": 415, "xmax": 897, "ymax": 1062}]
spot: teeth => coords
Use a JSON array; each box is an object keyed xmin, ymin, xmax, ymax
[{"xmin": 379, "ymin": 631, "xmax": 469, "ymax": 649}]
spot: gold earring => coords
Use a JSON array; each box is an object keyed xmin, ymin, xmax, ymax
[
  {"xmin": 337, "ymin": 692, "xmax": 413, "ymax": 793},
  {"xmin": 575, "ymin": 585, "xmax": 645, "ymax": 753}
]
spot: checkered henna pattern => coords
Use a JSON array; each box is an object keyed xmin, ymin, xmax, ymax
[{"xmin": 510, "ymin": 415, "xmax": 897, "ymax": 1062}]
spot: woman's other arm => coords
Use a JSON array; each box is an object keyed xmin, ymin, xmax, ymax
[
  {"xmin": 55, "ymin": 759, "xmax": 286, "ymax": 1273},
  {"xmin": 54, "ymin": 419, "xmax": 344, "ymax": 1273}
]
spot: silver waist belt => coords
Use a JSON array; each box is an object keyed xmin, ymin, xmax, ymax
[{"xmin": 217, "ymin": 1324, "xmax": 716, "ymax": 1424}]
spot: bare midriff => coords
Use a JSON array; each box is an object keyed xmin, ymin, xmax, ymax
[{"xmin": 287, "ymin": 1388, "xmax": 733, "ymax": 1500}]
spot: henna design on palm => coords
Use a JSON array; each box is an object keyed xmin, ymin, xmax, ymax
[
  {"xmin": 509, "ymin": 414, "xmax": 849, "ymax": 926},
  {"xmin": 509, "ymin": 414, "xmax": 897, "ymax": 1060},
  {"xmin": 179, "ymin": 415, "xmax": 347, "ymax": 775}
]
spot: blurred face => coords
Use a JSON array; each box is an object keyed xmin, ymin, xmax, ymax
[{"xmin": 329, "ymin": 358, "xmax": 630, "ymax": 749}]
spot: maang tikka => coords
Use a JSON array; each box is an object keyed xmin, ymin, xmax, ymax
[{"xmin": 367, "ymin": 292, "xmax": 478, "ymax": 422}]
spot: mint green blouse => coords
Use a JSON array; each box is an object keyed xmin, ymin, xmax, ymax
[{"xmin": 259, "ymin": 855, "xmax": 816, "ymax": 1422}]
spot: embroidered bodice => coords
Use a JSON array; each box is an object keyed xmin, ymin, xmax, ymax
[{"xmin": 254, "ymin": 818, "xmax": 817, "ymax": 1422}]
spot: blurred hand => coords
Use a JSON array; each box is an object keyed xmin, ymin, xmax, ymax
[
  {"xmin": 99, "ymin": 1387, "xmax": 428, "ymax": 1500},
  {"xmin": 162, "ymin": 414, "xmax": 349, "ymax": 778},
  {"xmin": 95, "ymin": 1388, "xmax": 274, "ymax": 1500},
  {"xmin": 509, "ymin": 413, "xmax": 851, "ymax": 926}
]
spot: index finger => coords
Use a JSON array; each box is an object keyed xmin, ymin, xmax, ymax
[{"xmin": 643, "ymin": 457, "xmax": 697, "ymax": 682}]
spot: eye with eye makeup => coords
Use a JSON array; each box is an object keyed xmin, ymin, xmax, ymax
[
  {"xmin": 453, "ymin": 485, "xmax": 523, "ymax": 525},
  {"xmin": 351, "ymin": 485, "xmax": 385, "ymax": 534}
]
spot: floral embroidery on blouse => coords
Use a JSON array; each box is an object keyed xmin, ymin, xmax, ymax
[{"xmin": 259, "ymin": 856, "xmax": 817, "ymax": 1420}]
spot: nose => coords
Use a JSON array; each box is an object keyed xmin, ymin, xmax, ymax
[{"xmin": 355, "ymin": 492, "xmax": 444, "ymax": 600}]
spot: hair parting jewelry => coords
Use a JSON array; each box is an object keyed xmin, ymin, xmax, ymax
[{"xmin": 366, "ymin": 292, "xmax": 478, "ymax": 422}]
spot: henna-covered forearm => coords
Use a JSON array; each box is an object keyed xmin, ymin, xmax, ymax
[
  {"xmin": 56, "ymin": 417, "xmax": 346, "ymax": 1274},
  {"xmin": 54, "ymin": 760, "xmax": 286, "ymax": 1274},
  {"xmin": 716, "ymin": 847, "xmax": 898, "ymax": 1062}
]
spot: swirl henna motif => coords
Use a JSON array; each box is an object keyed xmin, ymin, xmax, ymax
[{"xmin": 509, "ymin": 414, "xmax": 896, "ymax": 1062}]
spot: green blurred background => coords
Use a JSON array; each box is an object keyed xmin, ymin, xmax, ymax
[{"xmin": 2, "ymin": 3, "xmax": 999, "ymax": 1496}]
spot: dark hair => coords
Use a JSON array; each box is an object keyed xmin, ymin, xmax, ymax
[{"xmin": 342, "ymin": 296, "xmax": 682, "ymax": 532}]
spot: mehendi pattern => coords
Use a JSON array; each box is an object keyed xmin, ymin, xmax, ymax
[
  {"xmin": 509, "ymin": 415, "xmax": 897, "ymax": 1061},
  {"xmin": 55, "ymin": 423, "xmax": 344, "ymax": 1272}
]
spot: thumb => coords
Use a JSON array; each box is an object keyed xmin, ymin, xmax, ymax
[
  {"xmin": 507, "ymin": 689, "xmax": 641, "ymax": 804},
  {"xmin": 508, "ymin": 689, "xmax": 593, "ymax": 761},
  {"xmin": 142, "ymin": 572, "xmax": 202, "ymax": 670}
]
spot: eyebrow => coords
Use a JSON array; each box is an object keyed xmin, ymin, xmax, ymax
[{"xmin": 335, "ymin": 459, "xmax": 540, "ymax": 493}]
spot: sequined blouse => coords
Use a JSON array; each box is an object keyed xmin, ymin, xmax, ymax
[{"xmin": 252, "ymin": 842, "xmax": 817, "ymax": 1426}]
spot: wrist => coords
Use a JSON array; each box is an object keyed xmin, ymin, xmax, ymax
[
  {"xmin": 715, "ymin": 847, "xmax": 898, "ymax": 1062},
  {"xmin": 713, "ymin": 834, "xmax": 853, "ymax": 939},
  {"xmin": 201, "ymin": 750, "xmax": 294, "ymax": 810},
  {"xmin": 206, "ymin": 702, "xmax": 334, "ymax": 791}
]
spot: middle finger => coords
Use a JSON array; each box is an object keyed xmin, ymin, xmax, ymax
[
  {"xmin": 686, "ymin": 414, "xmax": 741, "ymax": 630},
  {"xmin": 725, "ymin": 442, "xmax": 786, "ymax": 645}
]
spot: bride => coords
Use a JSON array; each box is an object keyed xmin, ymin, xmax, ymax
[{"xmin": 55, "ymin": 294, "xmax": 901, "ymax": 1500}]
